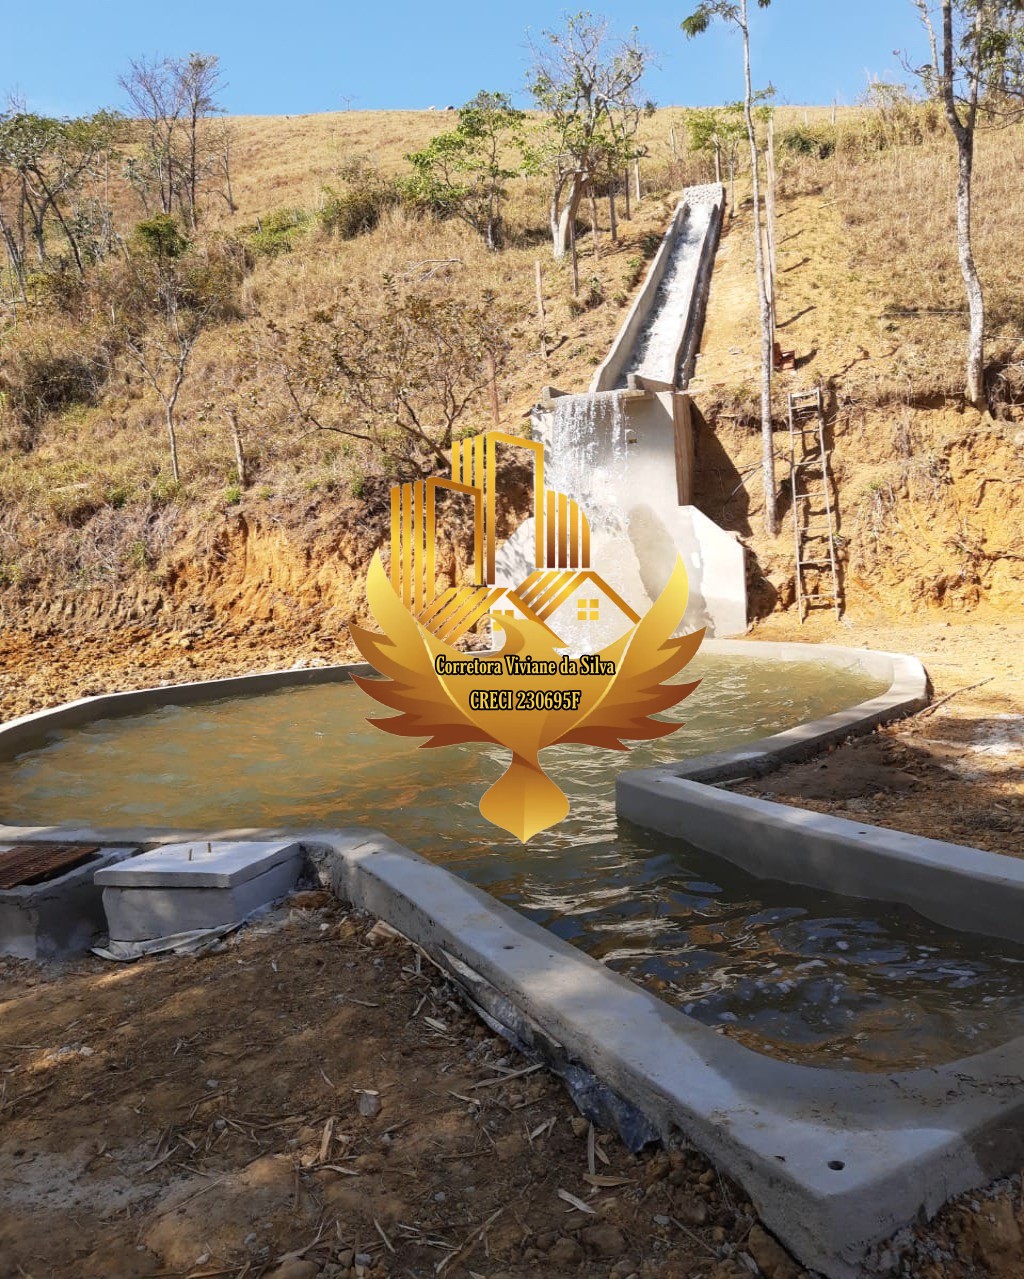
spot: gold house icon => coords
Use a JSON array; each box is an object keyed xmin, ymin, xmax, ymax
[{"xmin": 388, "ymin": 431, "xmax": 636, "ymax": 648}]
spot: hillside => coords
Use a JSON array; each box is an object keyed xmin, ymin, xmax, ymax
[{"xmin": 1, "ymin": 104, "xmax": 1023, "ymax": 722}]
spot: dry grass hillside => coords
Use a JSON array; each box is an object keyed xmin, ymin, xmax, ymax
[{"xmin": 0, "ymin": 102, "xmax": 1022, "ymax": 699}]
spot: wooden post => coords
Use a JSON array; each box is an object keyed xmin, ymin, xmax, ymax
[
  {"xmin": 486, "ymin": 351, "xmax": 500, "ymax": 426},
  {"xmin": 714, "ymin": 141, "xmax": 721, "ymax": 184},
  {"xmin": 607, "ymin": 173, "xmax": 618, "ymax": 244},
  {"xmin": 633, "ymin": 158, "xmax": 642, "ymax": 203},
  {"xmin": 535, "ymin": 260, "xmax": 549, "ymax": 358},
  {"xmin": 227, "ymin": 408, "xmax": 248, "ymax": 488},
  {"xmin": 589, "ymin": 183, "xmax": 600, "ymax": 250},
  {"xmin": 569, "ymin": 217, "xmax": 579, "ymax": 296},
  {"xmin": 670, "ymin": 126, "xmax": 677, "ymax": 159}
]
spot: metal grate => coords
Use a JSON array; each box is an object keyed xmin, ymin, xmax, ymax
[{"xmin": 0, "ymin": 843, "xmax": 100, "ymax": 890}]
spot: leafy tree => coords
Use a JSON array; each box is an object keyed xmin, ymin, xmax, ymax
[
  {"xmin": 687, "ymin": 103, "xmax": 746, "ymax": 211},
  {"xmin": 407, "ymin": 92, "xmax": 532, "ymax": 250},
  {"xmin": 263, "ymin": 281, "xmax": 513, "ymax": 475},
  {"xmin": 0, "ymin": 109, "xmax": 120, "ymax": 287},
  {"xmin": 131, "ymin": 213, "xmax": 189, "ymax": 259},
  {"xmin": 683, "ymin": 0, "xmax": 777, "ymax": 536},
  {"xmin": 528, "ymin": 12, "xmax": 650, "ymax": 259},
  {"xmin": 910, "ymin": 1, "xmax": 1024, "ymax": 407}
]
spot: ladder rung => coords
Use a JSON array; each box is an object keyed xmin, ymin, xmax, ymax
[
  {"xmin": 798, "ymin": 559, "xmax": 832, "ymax": 567},
  {"xmin": 804, "ymin": 593, "xmax": 837, "ymax": 600}
]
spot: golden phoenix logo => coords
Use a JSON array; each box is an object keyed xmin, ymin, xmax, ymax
[{"xmin": 349, "ymin": 431, "xmax": 704, "ymax": 841}]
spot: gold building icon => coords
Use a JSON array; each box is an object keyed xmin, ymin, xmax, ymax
[{"xmin": 388, "ymin": 432, "xmax": 638, "ymax": 647}]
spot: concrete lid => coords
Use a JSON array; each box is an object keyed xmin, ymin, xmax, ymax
[{"xmin": 94, "ymin": 840, "xmax": 303, "ymax": 888}]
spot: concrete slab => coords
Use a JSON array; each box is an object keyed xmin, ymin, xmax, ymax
[
  {"xmin": 0, "ymin": 845, "xmax": 138, "ymax": 959},
  {"xmin": 96, "ymin": 840, "xmax": 303, "ymax": 942},
  {"xmin": 95, "ymin": 838, "xmax": 303, "ymax": 888},
  {"xmin": 303, "ymin": 828, "xmax": 1024, "ymax": 1279}
]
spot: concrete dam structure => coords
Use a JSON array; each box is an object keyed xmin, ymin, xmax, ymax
[{"xmin": 520, "ymin": 183, "xmax": 746, "ymax": 637}]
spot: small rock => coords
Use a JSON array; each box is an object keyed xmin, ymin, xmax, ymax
[
  {"xmin": 265, "ymin": 1259, "xmax": 318, "ymax": 1279},
  {"xmin": 243, "ymin": 1233, "xmax": 257, "ymax": 1246},
  {"xmin": 571, "ymin": 1116, "xmax": 590, "ymax": 1137},
  {"xmin": 653, "ymin": 1214, "xmax": 670, "ymax": 1227},
  {"xmin": 582, "ymin": 1224, "xmax": 626, "ymax": 1257},
  {"xmin": 365, "ymin": 920, "xmax": 403, "ymax": 945},
  {"xmin": 674, "ymin": 1196, "xmax": 708, "ymax": 1227},
  {"xmin": 337, "ymin": 1251, "xmax": 354, "ymax": 1269},
  {"xmin": 356, "ymin": 1089, "xmax": 381, "ymax": 1118},
  {"xmin": 973, "ymin": 1196, "xmax": 1022, "ymax": 1267},
  {"xmin": 355, "ymin": 1254, "xmax": 372, "ymax": 1267},
  {"xmin": 746, "ymin": 1224, "xmax": 802, "ymax": 1279},
  {"xmin": 549, "ymin": 1237, "xmax": 583, "ymax": 1267}
]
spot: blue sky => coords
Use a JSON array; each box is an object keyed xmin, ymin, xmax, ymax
[{"xmin": 3, "ymin": 2, "xmax": 926, "ymax": 118}]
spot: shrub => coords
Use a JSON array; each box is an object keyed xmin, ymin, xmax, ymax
[
  {"xmin": 779, "ymin": 124, "xmax": 836, "ymax": 159},
  {"xmin": 318, "ymin": 162, "xmax": 403, "ymax": 239},
  {"xmin": 0, "ymin": 327, "xmax": 109, "ymax": 445},
  {"xmin": 241, "ymin": 207, "xmax": 309, "ymax": 258},
  {"xmin": 132, "ymin": 214, "xmax": 189, "ymax": 259}
]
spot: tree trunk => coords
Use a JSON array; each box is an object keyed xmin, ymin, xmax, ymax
[
  {"xmin": 742, "ymin": 0, "xmax": 777, "ymax": 537},
  {"xmin": 551, "ymin": 175, "xmax": 585, "ymax": 260},
  {"xmin": 956, "ymin": 131, "xmax": 985, "ymax": 407},
  {"xmin": 607, "ymin": 175, "xmax": 618, "ymax": 244},
  {"xmin": 166, "ymin": 403, "xmax": 181, "ymax": 484},
  {"xmin": 589, "ymin": 183, "xmax": 600, "ymax": 249},
  {"xmin": 623, "ymin": 169, "xmax": 631, "ymax": 220}
]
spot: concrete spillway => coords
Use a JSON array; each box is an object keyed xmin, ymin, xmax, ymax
[{"xmin": 524, "ymin": 184, "xmax": 746, "ymax": 637}]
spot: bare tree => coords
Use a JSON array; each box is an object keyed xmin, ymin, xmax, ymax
[
  {"xmin": 911, "ymin": 1, "xmax": 1024, "ymax": 407},
  {"xmin": 115, "ymin": 255, "xmax": 220, "ymax": 483},
  {"xmin": 119, "ymin": 52, "xmax": 227, "ymax": 226},
  {"xmin": 683, "ymin": 0, "xmax": 777, "ymax": 536},
  {"xmin": 261, "ymin": 282, "xmax": 513, "ymax": 476},
  {"xmin": 528, "ymin": 12, "xmax": 650, "ymax": 260}
]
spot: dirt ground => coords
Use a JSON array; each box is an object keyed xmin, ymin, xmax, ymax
[
  {"xmin": 738, "ymin": 612, "xmax": 1024, "ymax": 857},
  {"xmin": 0, "ymin": 895, "xmax": 785, "ymax": 1279},
  {"xmin": 3, "ymin": 888, "xmax": 1024, "ymax": 1279}
]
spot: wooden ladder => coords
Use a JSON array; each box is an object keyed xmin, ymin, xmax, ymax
[{"xmin": 787, "ymin": 387, "xmax": 841, "ymax": 622}]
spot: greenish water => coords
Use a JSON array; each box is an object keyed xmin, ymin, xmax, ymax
[{"xmin": 4, "ymin": 653, "xmax": 1023, "ymax": 1071}]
